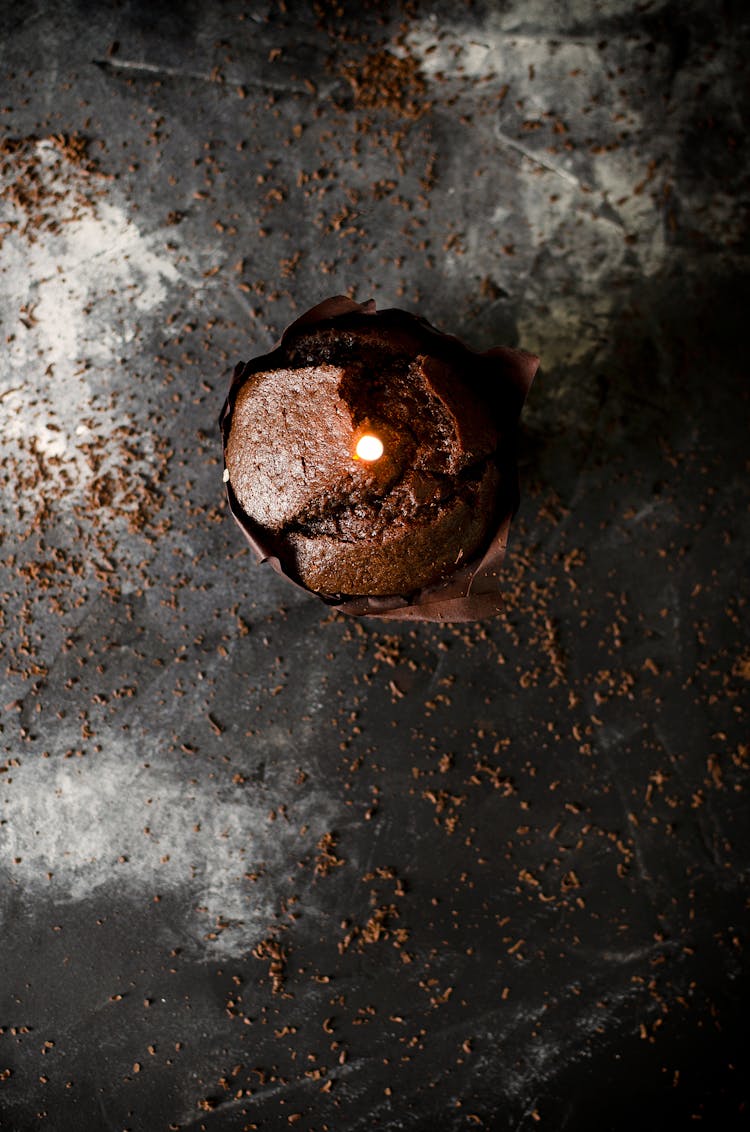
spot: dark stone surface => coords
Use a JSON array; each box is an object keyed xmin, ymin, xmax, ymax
[{"xmin": 0, "ymin": 2, "xmax": 748, "ymax": 1130}]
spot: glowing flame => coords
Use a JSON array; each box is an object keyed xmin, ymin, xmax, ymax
[{"xmin": 355, "ymin": 434, "xmax": 384, "ymax": 462}]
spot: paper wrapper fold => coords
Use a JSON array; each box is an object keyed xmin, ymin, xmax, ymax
[{"xmin": 219, "ymin": 297, "xmax": 538, "ymax": 622}]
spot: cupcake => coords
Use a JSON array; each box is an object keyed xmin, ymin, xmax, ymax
[{"xmin": 220, "ymin": 297, "xmax": 538, "ymax": 621}]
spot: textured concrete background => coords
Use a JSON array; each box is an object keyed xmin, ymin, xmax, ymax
[{"xmin": 1, "ymin": 1, "xmax": 748, "ymax": 1129}]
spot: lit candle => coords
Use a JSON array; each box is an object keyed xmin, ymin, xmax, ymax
[{"xmin": 354, "ymin": 433, "xmax": 384, "ymax": 462}]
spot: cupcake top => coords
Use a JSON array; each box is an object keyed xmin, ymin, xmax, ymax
[{"xmin": 220, "ymin": 297, "xmax": 538, "ymax": 621}]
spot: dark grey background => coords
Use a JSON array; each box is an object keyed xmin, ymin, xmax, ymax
[{"xmin": 1, "ymin": 1, "xmax": 748, "ymax": 1129}]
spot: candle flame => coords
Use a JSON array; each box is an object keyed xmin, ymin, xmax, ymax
[{"xmin": 355, "ymin": 434, "xmax": 384, "ymax": 462}]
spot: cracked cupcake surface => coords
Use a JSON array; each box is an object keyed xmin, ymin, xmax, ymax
[{"xmin": 221, "ymin": 297, "xmax": 538, "ymax": 613}]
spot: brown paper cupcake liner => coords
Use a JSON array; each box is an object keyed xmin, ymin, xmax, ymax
[{"xmin": 219, "ymin": 297, "xmax": 538, "ymax": 622}]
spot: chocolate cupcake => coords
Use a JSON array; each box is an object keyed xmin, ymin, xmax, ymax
[{"xmin": 220, "ymin": 297, "xmax": 538, "ymax": 621}]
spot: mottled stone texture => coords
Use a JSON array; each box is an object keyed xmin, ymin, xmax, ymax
[{"xmin": 0, "ymin": 1, "xmax": 748, "ymax": 1130}]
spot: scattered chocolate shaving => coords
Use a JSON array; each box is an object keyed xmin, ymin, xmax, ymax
[
  {"xmin": 252, "ymin": 936, "xmax": 288, "ymax": 995},
  {"xmin": 315, "ymin": 831, "xmax": 345, "ymax": 876},
  {"xmin": 0, "ymin": 132, "xmax": 107, "ymax": 245}
]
